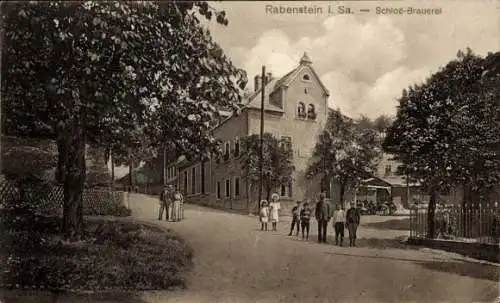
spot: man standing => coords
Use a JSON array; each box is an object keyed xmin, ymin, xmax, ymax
[
  {"xmin": 346, "ymin": 201, "xmax": 361, "ymax": 247},
  {"xmin": 315, "ymin": 193, "xmax": 331, "ymax": 243},
  {"xmin": 288, "ymin": 201, "xmax": 301, "ymax": 236},
  {"xmin": 332, "ymin": 203, "xmax": 346, "ymax": 246},
  {"xmin": 158, "ymin": 185, "xmax": 170, "ymax": 221}
]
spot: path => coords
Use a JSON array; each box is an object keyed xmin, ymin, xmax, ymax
[{"xmin": 129, "ymin": 194, "xmax": 499, "ymax": 303}]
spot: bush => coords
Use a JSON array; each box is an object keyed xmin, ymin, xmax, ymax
[{"xmin": 0, "ymin": 218, "xmax": 193, "ymax": 291}]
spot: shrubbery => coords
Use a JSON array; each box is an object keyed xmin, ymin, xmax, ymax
[
  {"xmin": 0, "ymin": 217, "xmax": 193, "ymax": 291},
  {"xmin": 0, "ymin": 176, "xmax": 193, "ymax": 291}
]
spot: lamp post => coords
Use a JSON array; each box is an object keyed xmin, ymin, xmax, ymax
[{"xmin": 258, "ymin": 65, "xmax": 265, "ymax": 211}]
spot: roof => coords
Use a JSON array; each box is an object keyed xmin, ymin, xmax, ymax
[
  {"xmin": 213, "ymin": 56, "xmax": 329, "ymax": 131},
  {"xmin": 361, "ymin": 177, "xmax": 392, "ymax": 188},
  {"xmin": 379, "ymin": 175, "xmax": 421, "ymax": 187},
  {"xmin": 273, "ymin": 64, "xmax": 330, "ymax": 97},
  {"xmin": 244, "ymin": 78, "xmax": 285, "ymax": 113}
]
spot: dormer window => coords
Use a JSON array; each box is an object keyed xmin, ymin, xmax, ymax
[
  {"xmin": 303, "ymin": 74, "xmax": 310, "ymax": 81},
  {"xmin": 307, "ymin": 104, "xmax": 316, "ymax": 120},
  {"xmin": 297, "ymin": 102, "xmax": 306, "ymax": 118}
]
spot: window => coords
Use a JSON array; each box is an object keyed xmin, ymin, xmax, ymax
[
  {"xmin": 307, "ymin": 104, "xmax": 316, "ymax": 120},
  {"xmin": 217, "ymin": 181, "xmax": 221, "ymax": 199},
  {"xmin": 303, "ymin": 74, "xmax": 310, "ymax": 81},
  {"xmin": 183, "ymin": 171, "xmax": 188, "ymax": 194},
  {"xmin": 201, "ymin": 162, "xmax": 206, "ymax": 194},
  {"xmin": 280, "ymin": 182, "xmax": 293, "ymax": 198},
  {"xmin": 234, "ymin": 177, "xmax": 240, "ymax": 197},
  {"xmin": 234, "ymin": 139, "xmax": 240, "ymax": 157},
  {"xmin": 385, "ymin": 165, "xmax": 392, "ymax": 176},
  {"xmin": 297, "ymin": 102, "xmax": 306, "ymax": 118},
  {"xmin": 191, "ymin": 167, "xmax": 196, "ymax": 194},
  {"xmin": 225, "ymin": 179, "xmax": 231, "ymax": 198}
]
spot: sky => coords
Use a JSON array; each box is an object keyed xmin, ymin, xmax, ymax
[{"xmin": 204, "ymin": 0, "xmax": 499, "ymax": 119}]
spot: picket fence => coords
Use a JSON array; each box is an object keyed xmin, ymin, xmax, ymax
[
  {"xmin": 409, "ymin": 203, "xmax": 500, "ymax": 245},
  {"xmin": 0, "ymin": 179, "xmax": 126, "ymax": 216}
]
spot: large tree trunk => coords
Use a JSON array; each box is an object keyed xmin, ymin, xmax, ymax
[
  {"xmin": 111, "ymin": 152, "xmax": 115, "ymax": 190},
  {"xmin": 427, "ymin": 187, "xmax": 437, "ymax": 239},
  {"xmin": 128, "ymin": 157, "xmax": 133, "ymax": 192},
  {"xmin": 55, "ymin": 123, "xmax": 67, "ymax": 184},
  {"xmin": 60, "ymin": 125, "xmax": 86, "ymax": 241}
]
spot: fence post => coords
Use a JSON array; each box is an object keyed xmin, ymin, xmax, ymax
[
  {"xmin": 409, "ymin": 207, "xmax": 413, "ymax": 238},
  {"xmin": 479, "ymin": 203, "xmax": 482, "ymax": 243}
]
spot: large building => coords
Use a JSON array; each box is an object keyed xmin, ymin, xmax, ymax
[{"xmin": 176, "ymin": 53, "xmax": 330, "ymax": 213}]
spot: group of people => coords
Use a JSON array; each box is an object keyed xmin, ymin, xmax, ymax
[
  {"xmin": 158, "ymin": 184, "xmax": 184, "ymax": 222},
  {"xmin": 258, "ymin": 193, "xmax": 281, "ymax": 231},
  {"xmin": 260, "ymin": 192, "xmax": 361, "ymax": 247}
]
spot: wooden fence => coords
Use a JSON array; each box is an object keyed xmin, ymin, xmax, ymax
[
  {"xmin": 409, "ymin": 203, "xmax": 500, "ymax": 245},
  {"xmin": 0, "ymin": 179, "xmax": 127, "ymax": 217}
]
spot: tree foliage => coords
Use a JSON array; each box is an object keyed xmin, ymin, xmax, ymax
[
  {"xmin": 240, "ymin": 133, "xmax": 294, "ymax": 200},
  {"xmin": 1, "ymin": 1, "xmax": 247, "ymax": 239},
  {"xmin": 307, "ymin": 109, "xmax": 382, "ymax": 203},
  {"xmin": 383, "ymin": 49, "xmax": 500, "ymax": 238}
]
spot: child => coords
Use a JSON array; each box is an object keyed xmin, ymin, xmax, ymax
[
  {"xmin": 269, "ymin": 193, "xmax": 280, "ymax": 231},
  {"xmin": 259, "ymin": 200, "xmax": 269, "ymax": 231},
  {"xmin": 300, "ymin": 201, "xmax": 312, "ymax": 240},
  {"xmin": 288, "ymin": 201, "xmax": 301, "ymax": 236}
]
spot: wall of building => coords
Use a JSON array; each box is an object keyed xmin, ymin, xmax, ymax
[
  {"xmin": 179, "ymin": 64, "xmax": 334, "ymax": 216},
  {"xmin": 250, "ymin": 67, "xmax": 329, "ymax": 205}
]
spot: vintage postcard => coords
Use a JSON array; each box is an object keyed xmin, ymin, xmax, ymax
[{"xmin": 0, "ymin": 1, "xmax": 498, "ymax": 302}]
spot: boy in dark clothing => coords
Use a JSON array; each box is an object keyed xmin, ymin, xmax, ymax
[
  {"xmin": 346, "ymin": 201, "xmax": 361, "ymax": 247},
  {"xmin": 288, "ymin": 201, "xmax": 301, "ymax": 236},
  {"xmin": 315, "ymin": 193, "xmax": 331, "ymax": 243},
  {"xmin": 300, "ymin": 202, "xmax": 312, "ymax": 239}
]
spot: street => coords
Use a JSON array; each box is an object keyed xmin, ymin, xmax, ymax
[{"xmin": 129, "ymin": 194, "xmax": 499, "ymax": 303}]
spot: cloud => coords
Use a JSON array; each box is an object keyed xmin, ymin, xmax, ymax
[{"xmin": 221, "ymin": 1, "xmax": 498, "ymax": 119}]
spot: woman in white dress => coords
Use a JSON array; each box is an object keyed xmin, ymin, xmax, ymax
[
  {"xmin": 269, "ymin": 193, "xmax": 280, "ymax": 231},
  {"xmin": 172, "ymin": 188, "xmax": 183, "ymax": 222}
]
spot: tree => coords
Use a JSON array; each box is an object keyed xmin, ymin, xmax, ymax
[
  {"xmin": 383, "ymin": 49, "xmax": 500, "ymax": 238},
  {"xmin": 2, "ymin": 1, "xmax": 247, "ymax": 240},
  {"xmin": 373, "ymin": 115, "xmax": 393, "ymax": 134},
  {"xmin": 240, "ymin": 133, "xmax": 294, "ymax": 202},
  {"xmin": 307, "ymin": 109, "xmax": 382, "ymax": 205}
]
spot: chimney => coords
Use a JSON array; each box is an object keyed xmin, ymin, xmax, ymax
[
  {"xmin": 254, "ymin": 75, "xmax": 261, "ymax": 91},
  {"xmin": 266, "ymin": 72, "xmax": 273, "ymax": 84}
]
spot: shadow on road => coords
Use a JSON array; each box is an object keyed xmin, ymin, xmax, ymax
[
  {"xmin": 286, "ymin": 236, "xmax": 420, "ymax": 250},
  {"xmin": 364, "ymin": 218, "xmax": 410, "ymax": 231},
  {"xmin": 0, "ymin": 290, "xmax": 150, "ymax": 303},
  {"xmin": 324, "ymin": 252, "xmax": 499, "ymax": 282},
  {"xmin": 417, "ymin": 260, "xmax": 499, "ymax": 282}
]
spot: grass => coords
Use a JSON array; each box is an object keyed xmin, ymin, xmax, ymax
[{"xmin": 0, "ymin": 215, "xmax": 193, "ymax": 292}]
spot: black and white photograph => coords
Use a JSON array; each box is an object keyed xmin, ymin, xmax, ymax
[{"xmin": 0, "ymin": 1, "xmax": 498, "ymax": 302}]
